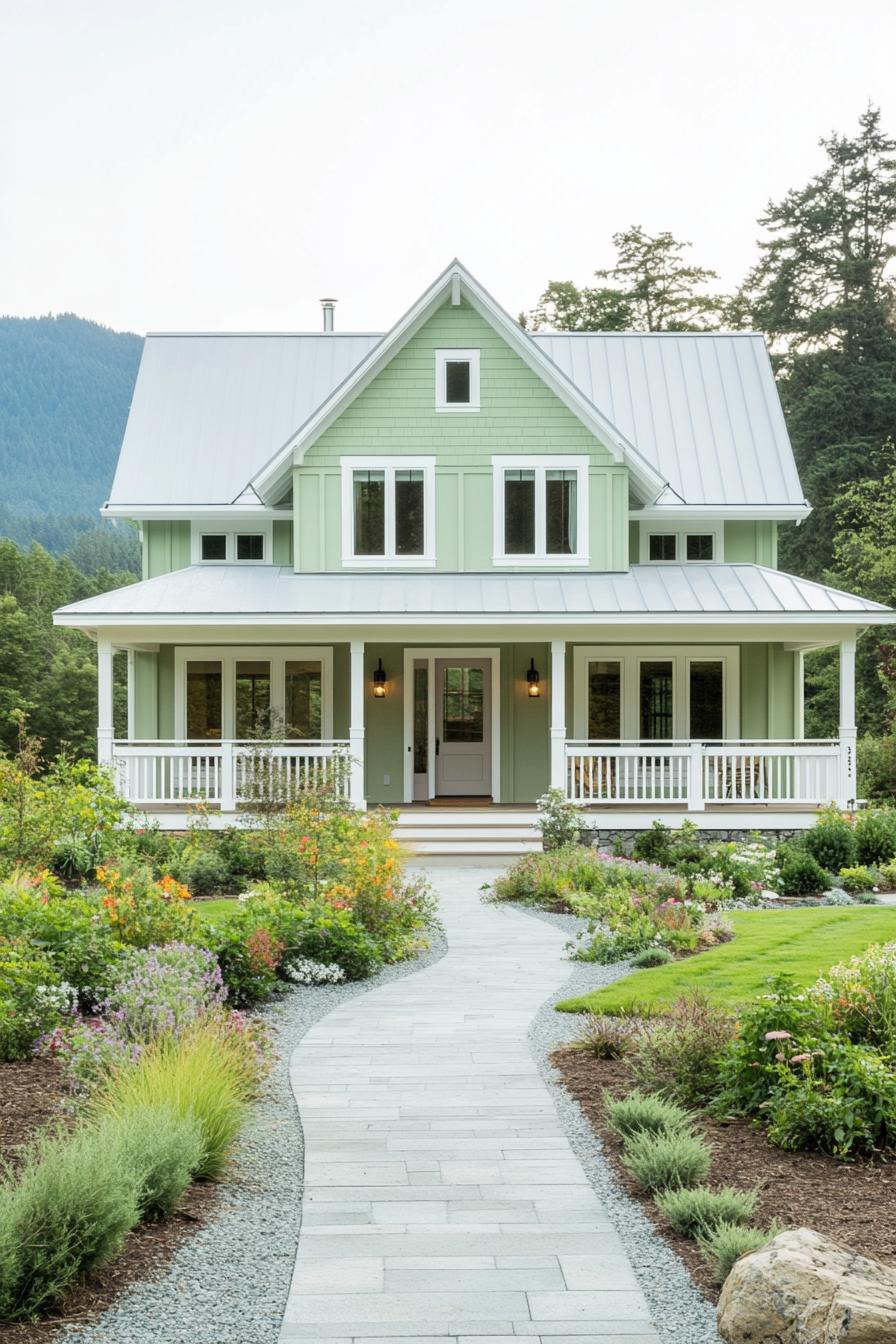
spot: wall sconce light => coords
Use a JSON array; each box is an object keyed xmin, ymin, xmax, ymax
[
  {"xmin": 372, "ymin": 658, "xmax": 387, "ymax": 698},
  {"xmin": 526, "ymin": 657, "xmax": 541, "ymax": 698}
]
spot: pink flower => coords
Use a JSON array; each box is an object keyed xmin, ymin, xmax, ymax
[
  {"xmin": 789, "ymin": 1053, "xmax": 812, "ymax": 1064},
  {"xmin": 764, "ymin": 1030, "xmax": 792, "ymax": 1040}
]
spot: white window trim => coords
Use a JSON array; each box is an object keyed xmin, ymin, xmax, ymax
[
  {"xmin": 174, "ymin": 645, "xmax": 334, "ymax": 740},
  {"xmin": 435, "ymin": 348, "xmax": 480, "ymax": 412},
  {"xmin": 639, "ymin": 525, "xmax": 723, "ymax": 564},
  {"xmin": 340, "ymin": 456, "xmax": 436, "ymax": 568},
  {"xmin": 491, "ymin": 455, "xmax": 590, "ymax": 566},
  {"xmin": 572, "ymin": 644, "xmax": 739, "ymax": 740},
  {"xmin": 191, "ymin": 521, "xmax": 273, "ymax": 564}
]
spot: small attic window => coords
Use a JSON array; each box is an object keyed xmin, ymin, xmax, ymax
[
  {"xmin": 201, "ymin": 534, "xmax": 227, "ymax": 561},
  {"xmin": 648, "ymin": 534, "xmax": 677, "ymax": 561},
  {"xmin": 435, "ymin": 349, "xmax": 480, "ymax": 412}
]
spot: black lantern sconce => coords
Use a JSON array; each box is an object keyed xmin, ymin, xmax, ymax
[
  {"xmin": 526, "ymin": 657, "xmax": 541, "ymax": 698},
  {"xmin": 372, "ymin": 658, "xmax": 387, "ymax": 698}
]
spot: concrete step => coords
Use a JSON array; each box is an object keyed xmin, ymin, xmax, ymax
[
  {"xmin": 407, "ymin": 839, "xmax": 543, "ymax": 856},
  {"xmin": 393, "ymin": 808, "xmax": 543, "ymax": 856}
]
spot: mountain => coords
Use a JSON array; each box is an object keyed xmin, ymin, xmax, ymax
[{"xmin": 0, "ymin": 313, "xmax": 143, "ymax": 557}]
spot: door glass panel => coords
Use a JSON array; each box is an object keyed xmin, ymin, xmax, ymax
[
  {"xmin": 445, "ymin": 360, "xmax": 471, "ymax": 404},
  {"xmin": 353, "ymin": 470, "xmax": 385, "ymax": 555},
  {"xmin": 546, "ymin": 470, "xmax": 577, "ymax": 554},
  {"xmin": 639, "ymin": 661, "xmax": 674, "ymax": 739},
  {"xmin": 442, "ymin": 667, "xmax": 484, "ymax": 743},
  {"xmin": 395, "ymin": 470, "xmax": 425, "ymax": 555},
  {"xmin": 588, "ymin": 661, "xmax": 621, "ymax": 739},
  {"xmin": 413, "ymin": 664, "xmax": 428, "ymax": 773},
  {"xmin": 504, "ymin": 470, "xmax": 536, "ymax": 554},
  {"xmin": 690, "ymin": 661, "xmax": 724, "ymax": 739},
  {"xmin": 186, "ymin": 661, "xmax": 222, "ymax": 739},
  {"xmin": 235, "ymin": 660, "xmax": 271, "ymax": 738},
  {"xmin": 285, "ymin": 661, "xmax": 322, "ymax": 739}
]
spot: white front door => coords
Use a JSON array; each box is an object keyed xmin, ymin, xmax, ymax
[{"xmin": 434, "ymin": 659, "xmax": 492, "ymax": 797}]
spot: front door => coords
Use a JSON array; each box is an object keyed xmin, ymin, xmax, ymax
[{"xmin": 434, "ymin": 659, "xmax": 491, "ymax": 797}]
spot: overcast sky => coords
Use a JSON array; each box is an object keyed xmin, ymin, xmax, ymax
[{"xmin": 1, "ymin": 0, "xmax": 893, "ymax": 335}]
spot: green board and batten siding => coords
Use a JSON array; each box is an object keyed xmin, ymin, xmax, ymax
[{"xmin": 293, "ymin": 301, "xmax": 629, "ymax": 573}]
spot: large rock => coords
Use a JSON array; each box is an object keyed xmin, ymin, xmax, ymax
[{"xmin": 717, "ymin": 1227, "xmax": 896, "ymax": 1343}]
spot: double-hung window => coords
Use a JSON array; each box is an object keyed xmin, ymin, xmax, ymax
[
  {"xmin": 492, "ymin": 456, "xmax": 589, "ymax": 564},
  {"xmin": 342, "ymin": 457, "xmax": 435, "ymax": 565}
]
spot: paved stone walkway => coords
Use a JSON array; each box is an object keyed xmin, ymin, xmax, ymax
[{"xmin": 279, "ymin": 862, "xmax": 660, "ymax": 1343}]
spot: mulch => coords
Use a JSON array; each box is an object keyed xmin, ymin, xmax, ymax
[
  {"xmin": 553, "ymin": 1047, "xmax": 896, "ymax": 1303},
  {"xmin": 0, "ymin": 1058, "xmax": 218, "ymax": 1343}
]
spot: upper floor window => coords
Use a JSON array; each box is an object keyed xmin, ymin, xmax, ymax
[
  {"xmin": 341, "ymin": 457, "xmax": 435, "ymax": 565},
  {"xmin": 435, "ymin": 349, "xmax": 480, "ymax": 412},
  {"xmin": 195, "ymin": 525, "xmax": 270, "ymax": 563},
  {"xmin": 644, "ymin": 529, "xmax": 719, "ymax": 563},
  {"xmin": 492, "ymin": 456, "xmax": 589, "ymax": 565}
]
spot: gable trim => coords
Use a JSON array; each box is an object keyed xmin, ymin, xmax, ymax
[{"xmin": 249, "ymin": 260, "xmax": 668, "ymax": 506}]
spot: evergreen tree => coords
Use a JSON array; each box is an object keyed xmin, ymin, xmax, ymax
[
  {"xmin": 522, "ymin": 226, "xmax": 731, "ymax": 331},
  {"xmin": 741, "ymin": 106, "xmax": 896, "ymax": 580}
]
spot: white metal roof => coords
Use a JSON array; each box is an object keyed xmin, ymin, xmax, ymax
[
  {"xmin": 532, "ymin": 332, "xmax": 806, "ymax": 508},
  {"xmin": 55, "ymin": 564, "xmax": 889, "ymax": 627},
  {"xmin": 105, "ymin": 265, "xmax": 807, "ymax": 515},
  {"xmin": 107, "ymin": 333, "xmax": 382, "ymax": 507}
]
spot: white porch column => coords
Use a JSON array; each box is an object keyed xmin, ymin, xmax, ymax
[
  {"xmin": 97, "ymin": 640, "xmax": 114, "ymax": 765},
  {"xmin": 549, "ymin": 639, "xmax": 567, "ymax": 793},
  {"xmin": 837, "ymin": 636, "xmax": 858, "ymax": 809},
  {"xmin": 126, "ymin": 649, "xmax": 136, "ymax": 741},
  {"xmin": 349, "ymin": 640, "xmax": 366, "ymax": 809}
]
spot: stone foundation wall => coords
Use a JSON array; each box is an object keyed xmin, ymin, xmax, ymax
[{"xmin": 581, "ymin": 826, "xmax": 801, "ymax": 853}]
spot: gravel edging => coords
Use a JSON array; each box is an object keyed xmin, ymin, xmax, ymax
[
  {"xmin": 520, "ymin": 909, "xmax": 724, "ymax": 1344},
  {"xmin": 61, "ymin": 927, "xmax": 448, "ymax": 1344}
]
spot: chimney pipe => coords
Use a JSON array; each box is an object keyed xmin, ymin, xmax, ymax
[{"xmin": 320, "ymin": 298, "xmax": 336, "ymax": 332}]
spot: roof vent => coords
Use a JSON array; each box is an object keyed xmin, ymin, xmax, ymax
[{"xmin": 320, "ymin": 298, "xmax": 337, "ymax": 332}]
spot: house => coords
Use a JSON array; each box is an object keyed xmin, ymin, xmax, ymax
[{"xmin": 55, "ymin": 261, "xmax": 892, "ymax": 847}]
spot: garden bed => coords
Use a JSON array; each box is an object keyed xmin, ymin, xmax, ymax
[{"xmin": 554, "ymin": 1046, "xmax": 896, "ymax": 1303}]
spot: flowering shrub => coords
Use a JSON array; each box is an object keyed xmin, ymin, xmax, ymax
[
  {"xmin": 811, "ymin": 942, "xmax": 896, "ymax": 1053},
  {"xmin": 0, "ymin": 936, "xmax": 75, "ymax": 1061},
  {"xmin": 536, "ymin": 787, "xmax": 585, "ymax": 850},
  {"xmin": 101, "ymin": 943, "xmax": 227, "ymax": 1043},
  {"xmin": 284, "ymin": 957, "xmax": 347, "ymax": 986},
  {"xmin": 94, "ymin": 863, "xmax": 198, "ymax": 948}
]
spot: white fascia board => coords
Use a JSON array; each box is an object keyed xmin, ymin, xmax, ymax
[
  {"xmin": 53, "ymin": 610, "xmax": 890, "ymax": 631},
  {"xmin": 632, "ymin": 504, "xmax": 812, "ymax": 522},
  {"xmin": 250, "ymin": 260, "xmax": 668, "ymax": 506},
  {"xmin": 101, "ymin": 505, "xmax": 291, "ymax": 521}
]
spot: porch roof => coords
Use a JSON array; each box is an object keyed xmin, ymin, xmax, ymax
[{"xmin": 54, "ymin": 563, "xmax": 891, "ymax": 630}]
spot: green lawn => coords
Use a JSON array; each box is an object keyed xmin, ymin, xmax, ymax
[
  {"xmin": 557, "ymin": 907, "xmax": 896, "ymax": 1015},
  {"xmin": 190, "ymin": 898, "xmax": 241, "ymax": 925}
]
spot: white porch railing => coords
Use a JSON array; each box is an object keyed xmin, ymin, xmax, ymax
[
  {"xmin": 112, "ymin": 740, "xmax": 351, "ymax": 809},
  {"xmin": 565, "ymin": 740, "xmax": 841, "ymax": 809}
]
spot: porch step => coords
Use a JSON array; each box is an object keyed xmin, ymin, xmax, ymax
[{"xmin": 392, "ymin": 808, "xmax": 542, "ymax": 858}]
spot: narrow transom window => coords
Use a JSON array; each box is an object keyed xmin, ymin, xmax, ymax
[
  {"xmin": 493, "ymin": 458, "xmax": 588, "ymax": 563},
  {"xmin": 200, "ymin": 534, "xmax": 227, "ymax": 561},
  {"xmin": 342, "ymin": 459, "xmax": 435, "ymax": 564},
  {"xmin": 648, "ymin": 534, "xmax": 677, "ymax": 562},
  {"xmin": 686, "ymin": 533, "xmax": 714, "ymax": 561},
  {"xmin": 435, "ymin": 349, "xmax": 480, "ymax": 411},
  {"xmin": 236, "ymin": 533, "xmax": 265, "ymax": 561}
]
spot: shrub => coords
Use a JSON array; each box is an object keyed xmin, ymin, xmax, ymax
[
  {"xmin": 803, "ymin": 810, "xmax": 857, "ymax": 872},
  {"xmin": 93, "ymin": 1017, "xmax": 267, "ymax": 1180},
  {"xmin": 171, "ymin": 847, "xmax": 231, "ymax": 896},
  {"xmin": 858, "ymin": 736, "xmax": 896, "ymax": 803},
  {"xmin": 291, "ymin": 901, "xmax": 382, "ymax": 981},
  {"xmin": 603, "ymin": 1089, "xmax": 693, "ymax": 1140},
  {"xmin": 632, "ymin": 820, "xmax": 672, "ymax": 866},
  {"xmin": 655, "ymin": 1184, "xmax": 759, "ymax": 1238},
  {"xmin": 0, "ymin": 1121, "xmax": 140, "ymax": 1321},
  {"xmin": 621, "ymin": 1128, "xmax": 711, "ymax": 1192},
  {"xmin": 854, "ymin": 809, "xmax": 896, "ymax": 866},
  {"xmin": 698, "ymin": 1221, "xmax": 780, "ymax": 1285},
  {"xmin": 629, "ymin": 992, "xmax": 736, "ymax": 1107},
  {"xmin": 103, "ymin": 942, "xmax": 227, "ymax": 1043},
  {"xmin": 536, "ymin": 787, "xmax": 585, "ymax": 850},
  {"xmin": 112, "ymin": 1104, "xmax": 204, "ymax": 1219},
  {"xmin": 821, "ymin": 888, "xmax": 854, "ymax": 906},
  {"xmin": 764, "ymin": 1039, "xmax": 896, "ymax": 1158},
  {"xmin": 838, "ymin": 865, "xmax": 877, "ymax": 893},
  {"xmin": 0, "ymin": 938, "xmax": 73, "ymax": 1062},
  {"xmin": 812, "ymin": 942, "xmax": 896, "ymax": 1051},
  {"xmin": 631, "ymin": 946, "xmax": 674, "ymax": 969},
  {"xmin": 775, "ymin": 849, "xmax": 828, "ymax": 896},
  {"xmin": 0, "ymin": 880, "xmax": 123, "ymax": 1004},
  {"xmin": 94, "ymin": 863, "xmax": 198, "ymax": 948},
  {"xmin": 573, "ymin": 1014, "xmax": 637, "ymax": 1059}
]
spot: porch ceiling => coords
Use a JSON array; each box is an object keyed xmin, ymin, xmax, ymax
[{"xmin": 54, "ymin": 563, "xmax": 891, "ymax": 645}]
